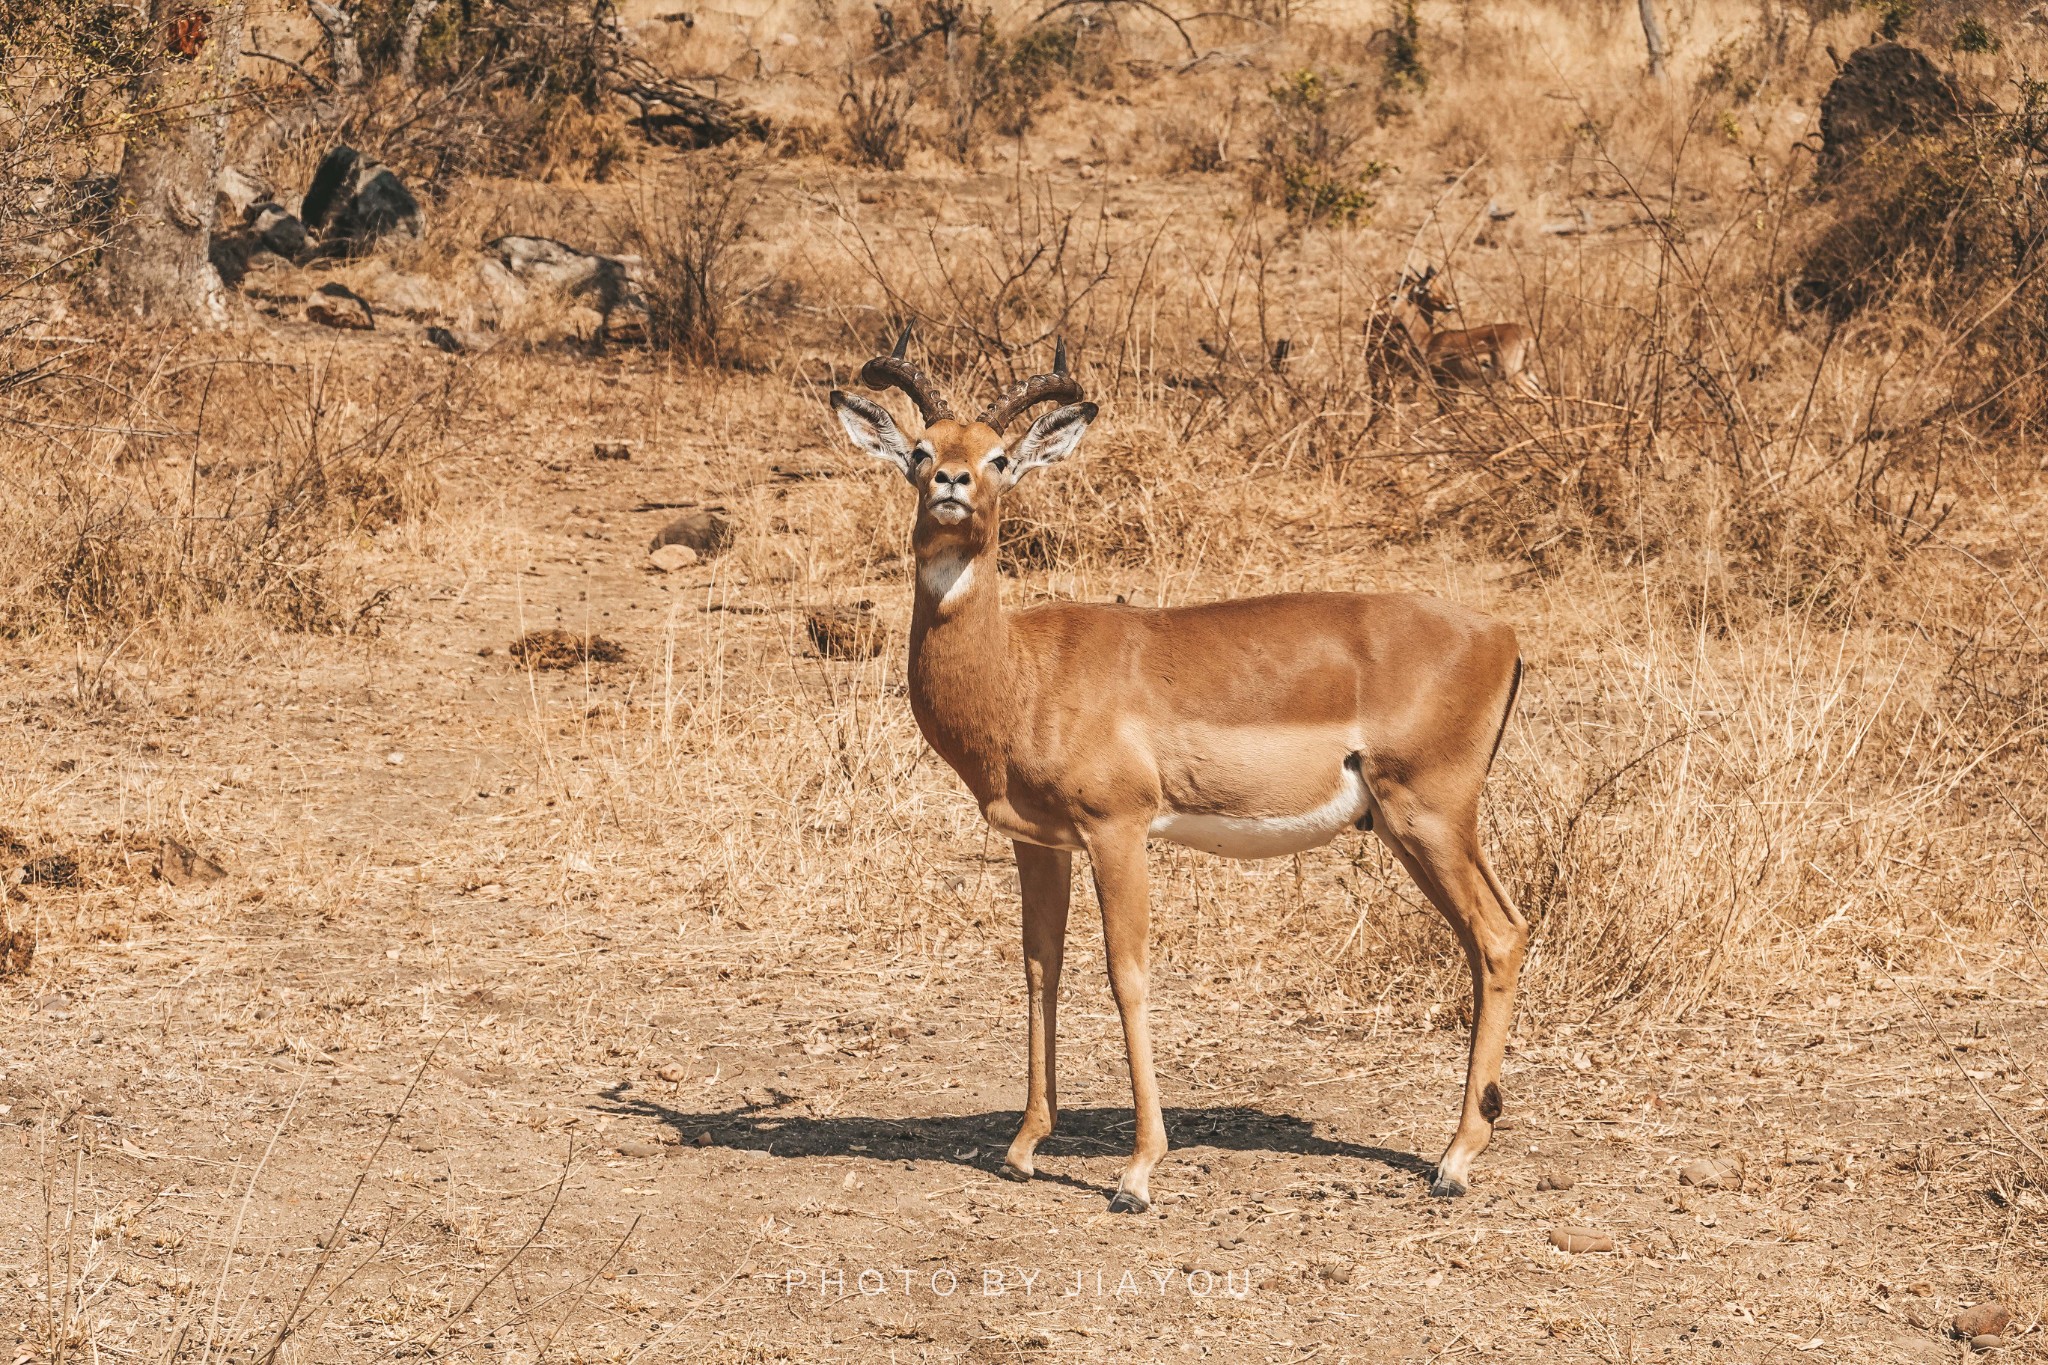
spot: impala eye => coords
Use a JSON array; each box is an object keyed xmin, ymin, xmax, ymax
[{"xmin": 988, "ymin": 454, "xmax": 1010, "ymax": 474}]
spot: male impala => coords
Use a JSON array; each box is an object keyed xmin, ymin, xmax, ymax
[
  {"xmin": 830, "ymin": 329, "xmax": 1528, "ymax": 1211},
  {"xmin": 1381, "ymin": 266, "xmax": 1543, "ymax": 398}
]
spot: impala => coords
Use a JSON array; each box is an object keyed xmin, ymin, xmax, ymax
[
  {"xmin": 830, "ymin": 329, "xmax": 1528, "ymax": 1211},
  {"xmin": 1380, "ymin": 266, "xmax": 1543, "ymax": 398}
]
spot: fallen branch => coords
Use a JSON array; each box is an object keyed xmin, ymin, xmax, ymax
[{"xmin": 606, "ymin": 52, "xmax": 765, "ymax": 147}]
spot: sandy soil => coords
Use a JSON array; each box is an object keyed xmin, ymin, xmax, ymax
[{"xmin": 3, "ymin": 332, "xmax": 2041, "ymax": 1362}]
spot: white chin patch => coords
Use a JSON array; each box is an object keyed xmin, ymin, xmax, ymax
[
  {"xmin": 1149, "ymin": 761, "xmax": 1369, "ymax": 860},
  {"xmin": 929, "ymin": 501, "xmax": 970, "ymax": 524},
  {"xmin": 920, "ymin": 554, "xmax": 975, "ymax": 608}
]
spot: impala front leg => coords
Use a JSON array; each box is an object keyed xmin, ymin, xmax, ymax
[
  {"xmin": 1086, "ymin": 825, "xmax": 1166, "ymax": 1213},
  {"xmin": 1003, "ymin": 842, "xmax": 1071, "ymax": 1182}
]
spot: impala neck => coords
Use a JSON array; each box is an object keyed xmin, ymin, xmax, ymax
[
  {"xmin": 906, "ymin": 527, "xmax": 1015, "ymax": 803},
  {"xmin": 1395, "ymin": 299, "xmax": 1433, "ymax": 351}
]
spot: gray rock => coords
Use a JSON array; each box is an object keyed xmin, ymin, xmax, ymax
[{"xmin": 649, "ymin": 508, "xmax": 732, "ymax": 557}]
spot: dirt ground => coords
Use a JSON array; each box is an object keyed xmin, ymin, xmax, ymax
[{"xmin": 3, "ymin": 337, "xmax": 2043, "ymax": 1362}]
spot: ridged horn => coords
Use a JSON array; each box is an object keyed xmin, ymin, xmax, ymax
[
  {"xmin": 858, "ymin": 323, "xmax": 953, "ymax": 425},
  {"xmin": 976, "ymin": 340, "xmax": 1084, "ymax": 434}
]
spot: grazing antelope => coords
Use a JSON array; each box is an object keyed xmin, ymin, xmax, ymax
[
  {"xmin": 829, "ymin": 329, "xmax": 1528, "ymax": 1211},
  {"xmin": 1381, "ymin": 266, "xmax": 1543, "ymax": 398}
]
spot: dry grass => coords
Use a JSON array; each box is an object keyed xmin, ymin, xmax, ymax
[{"xmin": 3, "ymin": 0, "xmax": 2048, "ymax": 1358}]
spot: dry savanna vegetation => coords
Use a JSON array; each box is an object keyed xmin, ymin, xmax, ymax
[{"xmin": 3, "ymin": 0, "xmax": 2047, "ymax": 1359}]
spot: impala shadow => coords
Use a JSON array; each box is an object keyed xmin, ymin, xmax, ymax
[{"xmin": 596, "ymin": 1084, "xmax": 1434, "ymax": 1193}]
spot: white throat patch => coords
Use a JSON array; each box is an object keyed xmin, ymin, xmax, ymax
[{"xmin": 920, "ymin": 554, "xmax": 976, "ymax": 609}]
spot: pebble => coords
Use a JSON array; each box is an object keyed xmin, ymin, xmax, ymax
[
  {"xmin": 1970, "ymin": 1335, "xmax": 2006, "ymax": 1352},
  {"xmin": 695, "ymin": 1130, "xmax": 714, "ymax": 1146},
  {"xmin": 656, "ymin": 1063, "xmax": 687, "ymax": 1084},
  {"xmin": 1548, "ymin": 1227, "xmax": 1614, "ymax": 1254},
  {"xmin": 1535, "ymin": 1172, "xmax": 1575, "ymax": 1191},
  {"xmin": 1678, "ymin": 1156, "xmax": 1743, "ymax": 1189},
  {"xmin": 612, "ymin": 1140, "xmax": 663, "ymax": 1159},
  {"xmin": 648, "ymin": 544, "xmax": 698, "ymax": 573}
]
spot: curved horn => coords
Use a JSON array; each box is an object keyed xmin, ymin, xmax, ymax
[
  {"xmin": 976, "ymin": 340, "xmax": 1084, "ymax": 433},
  {"xmin": 858, "ymin": 323, "xmax": 954, "ymax": 426}
]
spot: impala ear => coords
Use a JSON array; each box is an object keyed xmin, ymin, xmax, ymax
[
  {"xmin": 1001, "ymin": 401, "xmax": 1097, "ymax": 487},
  {"xmin": 831, "ymin": 390, "xmax": 915, "ymax": 483}
]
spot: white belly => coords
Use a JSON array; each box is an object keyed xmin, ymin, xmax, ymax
[{"xmin": 1148, "ymin": 762, "xmax": 1368, "ymax": 860}]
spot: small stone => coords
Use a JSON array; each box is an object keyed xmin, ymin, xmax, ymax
[
  {"xmin": 1955, "ymin": 1305, "xmax": 2012, "ymax": 1339},
  {"xmin": 306, "ymin": 283, "xmax": 374, "ymax": 330},
  {"xmin": 656, "ymin": 1063, "xmax": 687, "ymax": 1083},
  {"xmin": 1535, "ymin": 1172, "xmax": 1575, "ymax": 1191},
  {"xmin": 648, "ymin": 543, "xmax": 698, "ymax": 573},
  {"xmin": 1548, "ymin": 1227, "xmax": 1613, "ymax": 1254},
  {"xmin": 695, "ymin": 1130, "xmax": 714, "ymax": 1147},
  {"xmin": 1678, "ymin": 1156, "xmax": 1743, "ymax": 1189},
  {"xmin": 385, "ymin": 751, "xmax": 406, "ymax": 766},
  {"xmin": 612, "ymin": 1140, "xmax": 663, "ymax": 1159},
  {"xmin": 593, "ymin": 441, "xmax": 631, "ymax": 461},
  {"xmin": 1970, "ymin": 1336, "xmax": 2006, "ymax": 1352}
]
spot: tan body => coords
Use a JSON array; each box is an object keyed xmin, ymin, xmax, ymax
[
  {"xmin": 833, "ymin": 338, "xmax": 1528, "ymax": 1211},
  {"xmin": 1383, "ymin": 270, "xmax": 1543, "ymax": 399}
]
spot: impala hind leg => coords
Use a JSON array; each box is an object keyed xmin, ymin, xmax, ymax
[
  {"xmin": 1086, "ymin": 827, "xmax": 1166, "ymax": 1213},
  {"xmin": 1003, "ymin": 842, "xmax": 1072, "ymax": 1182},
  {"xmin": 1378, "ymin": 798, "xmax": 1528, "ymax": 1198}
]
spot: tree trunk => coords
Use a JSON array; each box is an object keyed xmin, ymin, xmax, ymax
[
  {"xmin": 1638, "ymin": 0, "xmax": 1669, "ymax": 80},
  {"xmin": 306, "ymin": 0, "xmax": 364, "ymax": 88},
  {"xmin": 100, "ymin": 0, "xmax": 248, "ymax": 322},
  {"xmin": 396, "ymin": 0, "xmax": 444, "ymax": 83}
]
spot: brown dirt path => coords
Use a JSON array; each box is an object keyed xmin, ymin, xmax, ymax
[{"xmin": 2, "ymin": 342, "xmax": 2042, "ymax": 1363}]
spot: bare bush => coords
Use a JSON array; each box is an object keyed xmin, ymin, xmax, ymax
[
  {"xmin": 839, "ymin": 67, "xmax": 916, "ymax": 170},
  {"xmin": 622, "ymin": 153, "xmax": 763, "ymax": 363},
  {"xmin": 828, "ymin": 174, "xmax": 1123, "ymax": 376}
]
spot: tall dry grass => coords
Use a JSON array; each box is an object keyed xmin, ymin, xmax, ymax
[{"xmin": 0, "ymin": 334, "xmax": 450, "ymax": 643}]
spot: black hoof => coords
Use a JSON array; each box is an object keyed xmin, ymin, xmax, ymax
[
  {"xmin": 998, "ymin": 1162, "xmax": 1032, "ymax": 1183},
  {"xmin": 1106, "ymin": 1190, "xmax": 1150, "ymax": 1214},
  {"xmin": 1428, "ymin": 1174, "xmax": 1468, "ymax": 1199}
]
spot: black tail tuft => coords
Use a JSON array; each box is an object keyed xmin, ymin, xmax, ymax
[{"xmin": 1484, "ymin": 657, "xmax": 1523, "ymax": 773}]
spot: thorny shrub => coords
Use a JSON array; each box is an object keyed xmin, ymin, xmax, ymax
[{"xmin": 1254, "ymin": 70, "xmax": 1385, "ymax": 223}]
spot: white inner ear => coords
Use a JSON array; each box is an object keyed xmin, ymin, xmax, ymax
[
  {"xmin": 834, "ymin": 403, "xmax": 911, "ymax": 477},
  {"xmin": 1008, "ymin": 404, "xmax": 1094, "ymax": 484}
]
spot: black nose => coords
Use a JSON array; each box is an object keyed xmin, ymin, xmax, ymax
[{"xmin": 934, "ymin": 470, "xmax": 966, "ymax": 489}]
